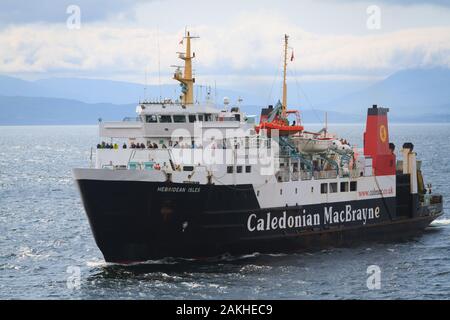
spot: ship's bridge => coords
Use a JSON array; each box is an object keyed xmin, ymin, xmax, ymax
[
  {"xmin": 137, "ymin": 101, "xmax": 221, "ymax": 120},
  {"xmin": 99, "ymin": 101, "xmax": 253, "ymax": 139}
]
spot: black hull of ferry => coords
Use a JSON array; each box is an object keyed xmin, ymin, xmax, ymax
[{"xmin": 75, "ymin": 179, "xmax": 442, "ymax": 263}]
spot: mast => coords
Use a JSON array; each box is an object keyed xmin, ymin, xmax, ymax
[
  {"xmin": 173, "ymin": 30, "xmax": 199, "ymax": 105},
  {"xmin": 282, "ymin": 34, "xmax": 289, "ymax": 116}
]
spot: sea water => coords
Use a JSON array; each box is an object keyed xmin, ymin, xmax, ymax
[{"xmin": 0, "ymin": 124, "xmax": 449, "ymax": 299}]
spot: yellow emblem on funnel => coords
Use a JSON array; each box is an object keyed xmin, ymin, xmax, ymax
[{"xmin": 380, "ymin": 124, "xmax": 387, "ymax": 142}]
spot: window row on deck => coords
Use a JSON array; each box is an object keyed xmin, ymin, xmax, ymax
[
  {"xmin": 226, "ymin": 165, "xmax": 252, "ymax": 174},
  {"xmin": 320, "ymin": 181, "xmax": 357, "ymax": 194},
  {"xmin": 145, "ymin": 114, "xmax": 216, "ymax": 123}
]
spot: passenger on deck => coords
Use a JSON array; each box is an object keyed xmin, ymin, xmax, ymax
[
  {"xmin": 153, "ymin": 143, "xmax": 158, "ymax": 149},
  {"xmin": 101, "ymin": 141, "xmax": 106, "ymax": 148},
  {"xmin": 97, "ymin": 143, "xmax": 101, "ymax": 149},
  {"xmin": 140, "ymin": 143, "xmax": 145, "ymax": 149},
  {"xmin": 123, "ymin": 143, "xmax": 127, "ymax": 149},
  {"xmin": 131, "ymin": 142, "xmax": 136, "ymax": 148},
  {"xmin": 113, "ymin": 143, "xmax": 118, "ymax": 149}
]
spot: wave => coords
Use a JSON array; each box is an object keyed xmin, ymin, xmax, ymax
[
  {"xmin": 86, "ymin": 259, "xmax": 108, "ymax": 267},
  {"xmin": 431, "ymin": 218, "xmax": 450, "ymax": 226},
  {"xmin": 84, "ymin": 252, "xmax": 271, "ymax": 269},
  {"xmin": 16, "ymin": 246, "xmax": 49, "ymax": 260}
]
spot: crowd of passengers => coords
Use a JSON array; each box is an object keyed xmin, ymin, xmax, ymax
[
  {"xmin": 96, "ymin": 141, "xmax": 165, "ymax": 149},
  {"xmin": 96, "ymin": 141, "xmax": 120, "ymax": 149},
  {"xmin": 97, "ymin": 140, "xmax": 245, "ymax": 150},
  {"xmin": 130, "ymin": 142, "xmax": 164, "ymax": 149}
]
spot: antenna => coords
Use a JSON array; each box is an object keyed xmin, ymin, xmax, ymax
[
  {"xmin": 157, "ymin": 26, "xmax": 162, "ymax": 101},
  {"xmin": 172, "ymin": 29, "xmax": 199, "ymax": 105},
  {"xmin": 144, "ymin": 67, "xmax": 148, "ymax": 101},
  {"xmin": 282, "ymin": 34, "xmax": 289, "ymax": 116}
]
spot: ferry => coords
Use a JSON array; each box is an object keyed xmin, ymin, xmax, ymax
[{"xmin": 73, "ymin": 32, "xmax": 443, "ymax": 263}]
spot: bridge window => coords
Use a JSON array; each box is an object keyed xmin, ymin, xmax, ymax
[
  {"xmin": 183, "ymin": 166, "xmax": 194, "ymax": 171},
  {"xmin": 350, "ymin": 181, "xmax": 357, "ymax": 192},
  {"xmin": 227, "ymin": 166, "xmax": 233, "ymax": 174},
  {"xmin": 341, "ymin": 182, "xmax": 349, "ymax": 192},
  {"xmin": 198, "ymin": 114, "xmax": 204, "ymax": 121},
  {"xmin": 173, "ymin": 115, "xmax": 186, "ymax": 123},
  {"xmin": 159, "ymin": 115, "xmax": 172, "ymax": 123},
  {"xmin": 236, "ymin": 166, "xmax": 243, "ymax": 173},
  {"xmin": 321, "ymin": 183, "xmax": 328, "ymax": 194},
  {"xmin": 145, "ymin": 115, "xmax": 157, "ymax": 123},
  {"xmin": 188, "ymin": 115, "xmax": 196, "ymax": 123},
  {"xmin": 245, "ymin": 165, "xmax": 251, "ymax": 173},
  {"xmin": 330, "ymin": 182, "xmax": 338, "ymax": 193}
]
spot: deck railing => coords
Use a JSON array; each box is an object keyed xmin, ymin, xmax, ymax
[
  {"xmin": 313, "ymin": 170, "xmax": 338, "ymax": 180},
  {"xmin": 122, "ymin": 117, "xmax": 143, "ymax": 122}
]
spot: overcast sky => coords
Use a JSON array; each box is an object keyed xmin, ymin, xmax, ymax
[{"xmin": 1, "ymin": 0, "xmax": 450, "ymax": 88}]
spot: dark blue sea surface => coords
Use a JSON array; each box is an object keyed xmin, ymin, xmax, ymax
[{"xmin": 0, "ymin": 124, "xmax": 449, "ymax": 299}]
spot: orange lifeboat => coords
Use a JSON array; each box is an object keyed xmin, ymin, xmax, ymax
[
  {"xmin": 255, "ymin": 119, "xmax": 304, "ymax": 136},
  {"xmin": 256, "ymin": 108, "xmax": 304, "ymax": 136}
]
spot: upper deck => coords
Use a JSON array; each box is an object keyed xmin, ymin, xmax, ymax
[{"xmin": 99, "ymin": 101, "xmax": 255, "ymax": 138}]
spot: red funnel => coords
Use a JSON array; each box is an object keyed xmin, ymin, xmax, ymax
[{"xmin": 363, "ymin": 105, "xmax": 396, "ymax": 176}]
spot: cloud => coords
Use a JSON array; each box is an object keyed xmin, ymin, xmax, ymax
[
  {"xmin": 1, "ymin": 2, "xmax": 450, "ymax": 87},
  {"xmin": 0, "ymin": 0, "xmax": 147, "ymax": 25},
  {"xmin": 325, "ymin": 0, "xmax": 450, "ymax": 8},
  {"xmin": 360, "ymin": 0, "xmax": 450, "ymax": 7},
  {"xmin": 2, "ymin": 19, "xmax": 449, "ymax": 83}
]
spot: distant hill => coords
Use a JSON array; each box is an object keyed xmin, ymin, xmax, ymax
[
  {"xmin": 0, "ymin": 94, "xmax": 361, "ymax": 125},
  {"xmin": 0, "ymin": 75, "xmax": 169, "ymax": 104},
  {"xmin": 320, "ymin": 67, "xmax": 450, "ymax": 117},
  {"xmin": 0, "ymin": 95, "xmax": 135, "ymax": 125},
  {"xmin": 0, "ymin": 67, "xmax": 449, "ymax": 124},
  {"xmin": 0, "ymin": 94, "xmax": 447, "ymax": 125},
  {"xmin": 0, "ymin": 75, "xmax": 260, "ymax": 105},
  {"xmin": 0, "ymin": 75, "xmax": 48, "ymax": 97}
]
